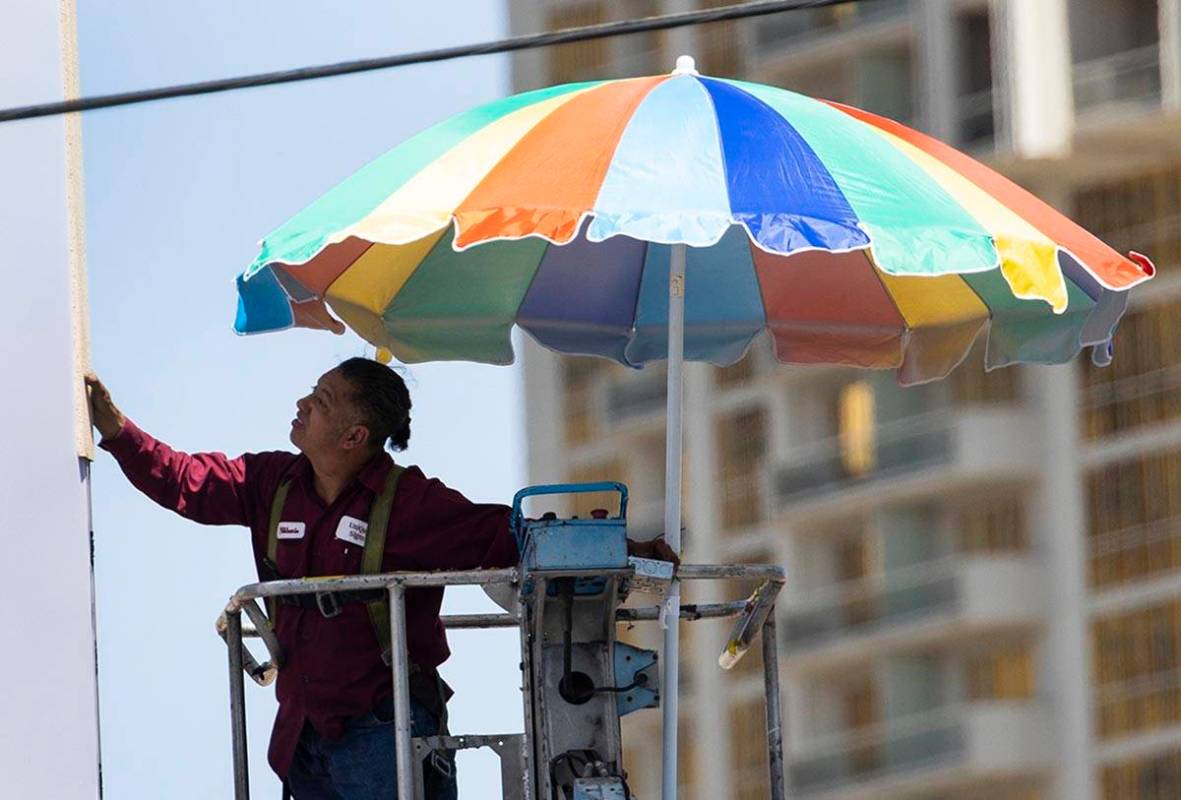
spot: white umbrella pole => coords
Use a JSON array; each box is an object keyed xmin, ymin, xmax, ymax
[{"xmin": 661, "ymin": 242, "xmax": 687, "ymax": 800}]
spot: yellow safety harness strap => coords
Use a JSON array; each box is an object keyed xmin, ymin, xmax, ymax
[
  {"xmin": 363, "ymin": 465, "xmax": 404, "ymax": 665},
  {"xmin": 264, "ymin": 467, "xmax": 404, "ymax": 664},
  {"xmin": 264, "ymin": 478, "xmax": 294, "ymax": 623}
]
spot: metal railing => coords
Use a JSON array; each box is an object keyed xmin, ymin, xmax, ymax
[
  {"xmin": 956, "ymin": 86, "xmax": 1005, "ymax": 152},
  {"xmin": 788, "ymin": 703, "xmax": 985, "ymax": 795},
  {"xmin": 1082, "ymin": 362, "xmax": 1181, "ymax": 413},
  {"xmin": 1089, "ymin": 514, "xmax": 1181, "ymax": 584},
  {"xmin": 605, "ymin": 373, "xmax": 667, "ymax": 424},
  {"xmin": 218, "ymin": 562, "xmax": 786, "ymax": 800},
  {"xmin": 1073, "ymin": 43, "xmax": 1163, "ymax": 115},
  {"xmin": 773, "ymin": 409, "xmax": 955, "ymax": 505},
  {"xmin": 782, "ymin": 556, "xmax": 961, "ymax": 650},
  {"xmin": 751, "ymin": 0, "xmax": 909, "ymax": 52},
  {"xmin": 1096, "ymin": 668, "xmax": 1181, "ymax": 738}
]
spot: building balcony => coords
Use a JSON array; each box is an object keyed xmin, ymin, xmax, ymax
[
  {"xmin": 789, "ymin": 702, "xmax": 1052, "ymax": 799},
  {"xmin": 771, "ymin": 407, "xmax": 1038, "ymax": 523},
  {"xmin": 1088, "ymin": 514, "xmax": 1181, "ymax": 594},
  {"xmin": 781, "ymin": 556, "xmax": 1044, "ymax": 673},
  {"xmin": 957, "ymin": 86, "xmax": 1006, "ymax": 155},
  {"xmin": 1074, "ymin": 43, "xmax": 1163, "ymax": 124},
  {"xmin": 752, "ymin": 0, "xmax": 910, "ymax": 55},
  {"xmin": 602, "ymin": 371, "xmax": 666, "ymax": 432},
  {"xmin": 624, "ymin": 496, "xmax": 665, "ymax": 542}
]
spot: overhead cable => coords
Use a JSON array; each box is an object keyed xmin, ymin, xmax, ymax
[{"xmin": 0, "ymin": 0, "xmax": 873, "ymax": 123}]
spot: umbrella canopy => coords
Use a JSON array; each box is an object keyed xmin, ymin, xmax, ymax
[{"xmin": 236, "ymin": 62, "xmax": 1153, "ymax": 384}]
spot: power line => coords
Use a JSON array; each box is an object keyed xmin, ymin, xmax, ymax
[{"xmin": 0, "ymin": 0, "xmax": 871, "ymax": 124}]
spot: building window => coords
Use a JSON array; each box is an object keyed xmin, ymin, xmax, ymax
[
  {"xmin": 620, "ymin": 718, "xmax": 660, "ymax": 799},
  {"xmin": 613, "ymin": 0, "xmax": 665, "ymax": 77},
  {"xmin": 730, "ymin": 697, "xmax": 771, "ymax": 800},
  {"xmin": 696, "ymin": 0, "xmax": 743, "ymax": 78},
  {"xmin": 567, "ymin": 459, "xmax": 628, "ymax": 519},
  {"xmin": 955, "ymin": 8, "xmax": 999, "ymax": 149},
  {"xmin": 678, "ymin": 715, "xmax": 699, "ymax": 794},
  {"xmin": 855, "ymin": 45, "xmax": 915, "ymax": 125},
  {"xmin": 562, "ymin": 356, "xmax": 607, "ymax": 446},
  {"xmin": 956, "ymin": 493, "xmax": 1027, "ymax": 554},
  {"xmin": 1075, "ymin": 166, "xmax": 1180, "ymax": 275},
  {"xmin": 715, "ymin": 356, "xmax": 756, "ymax": 389},
  {"xmin": 965, "ymin": 646, "xmax": 1036, "ymax": 701},
  {"xmin": 716, "ymin": 407, "xmax": 768, "ymax": 532},
  {"xmin": 1101, "ymin": 747, "xmax": 1181, "ymax": 800},
  {"xmin": 839, "ymin": 381, "xmax": 876, "ymax": 476},
  {"xmin": 951, "ymin": 345, "xmax": 1020, "ymax": 406},
  {"xmin": 546, "ymin": 2, "xmax": 609, "ymax": 83},
  {"xmin": 841, "ymin": 675, "xmax": 882, "ymax": 777},
  {"xmin": 715, "ymin": 337, "xmax": 768, "ymax": 389},
  {"xmin": 1087, "ymin": 449, "xmax": 1181, "ymax": 589},
  {"xmin": 1070, "ymin": 0, "xmax": 1163, "ymax": 115},
  {"xmin": 833, "ymin": 533, "xmax": 876, "ymax": 628},
  {"xmin": 1092, "ymin": 600, "xmax": 1181, "ymax": 740},
  {"xmin": 778, "ymin": 59, "xmax": 854, "ymax": 105},
  {"xmin": 1082, "ymin": 293, "xmax": 1181, "ymax": 441}
]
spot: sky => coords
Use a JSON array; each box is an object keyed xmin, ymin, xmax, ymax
[{"xmin": 78, "ymin": 3, "xmax": 526, "ymax": 797}]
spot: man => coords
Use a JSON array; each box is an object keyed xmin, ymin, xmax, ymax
[{"xmin": 87, "ymin": 358, "xmax": 674, "ymax": 800}]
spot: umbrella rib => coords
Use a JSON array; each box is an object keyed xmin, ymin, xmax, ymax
[
  {"xmin": 509, "ymin": 238, "xmax": 555, "ymax": 344},
  {"xmin": 625, "ymin": 239, "xmax": 652, "ymax": 368},
  {"xmin": 865, "ymin": 253, "xmax": 911, "ymax": 369},
  {"xmin": 744, "ymin": 235, "xmax": 780, "ymax": 365},
  {"xmin": 696, "ymin": 73, "xmax": 736, "ymax": 234}
]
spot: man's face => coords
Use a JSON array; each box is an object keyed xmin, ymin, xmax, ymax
[{"xmin": 290, "ymin": 369, "xmax": 366, "ymax": 457}]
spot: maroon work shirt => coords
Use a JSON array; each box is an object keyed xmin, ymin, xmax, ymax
[{"xmin": 101, "ymin": 419, "xmax": 517, "ymax": 777}]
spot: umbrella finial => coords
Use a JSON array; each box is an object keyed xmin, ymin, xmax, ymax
[{"xmin": 672, "ymin": 55, "xmax": 698, "ymax": 76}]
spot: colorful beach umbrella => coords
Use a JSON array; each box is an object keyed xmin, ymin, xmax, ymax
[
  {"xmin": 236, "ymin": 58, "xmax": 1153, "ymax": 382},
  {"xmin": 235, "ymin": 56, "xmax": 1155, "ymax": 800}
]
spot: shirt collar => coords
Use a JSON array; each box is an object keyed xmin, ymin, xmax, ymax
[
  {"xmin": 291, "ymin": 449, "xmax": 395, "ymax": 496},
  {"xmin": 356, "ymin": 449, "xmax": 396, "ymax": 494}
]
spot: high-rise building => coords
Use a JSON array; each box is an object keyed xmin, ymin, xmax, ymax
[{"xmin": 509, "ymin": 2, "xmax": 1181, "ymax": 798}]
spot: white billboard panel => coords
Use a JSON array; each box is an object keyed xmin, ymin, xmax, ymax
[{"xmin": 0, "ymin": 1, "xmax": 102, "ymax": 797}]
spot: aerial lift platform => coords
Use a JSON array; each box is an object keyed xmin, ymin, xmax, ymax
[{"xmin": 219, "ymin": 482, "xmax": 786, "ymax": 799}]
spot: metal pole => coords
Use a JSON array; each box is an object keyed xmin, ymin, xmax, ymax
[
  {"xmin": 227, "ymin": 610, "xmax": 250, "ymax": 799},
  {"xmin": 661, "ymin": 241, "xmax": 687, "ymax": 800},
  {"xmin": 518, "ymin": 601, "xmax": 536, "ymax": 800},
  {"xmin": 762, "ymin": 612, "xmax": 786, "ymax": 800},
  {"xmin": 388, "ymin": 583, "xmax": 416, "ymax": 800}
]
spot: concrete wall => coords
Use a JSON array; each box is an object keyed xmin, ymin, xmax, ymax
[{"xmin": 0, "ymin": 1, "xmax": 101, "ymax": 797}]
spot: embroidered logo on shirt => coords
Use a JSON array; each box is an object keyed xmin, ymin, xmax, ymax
[
  {"xmin": 276, "ymin": 521, "xmax": 306, "ymax": 540},
  {"xmin": 335, "ymin": 515, "xmax": 368, "ymax": 547}
]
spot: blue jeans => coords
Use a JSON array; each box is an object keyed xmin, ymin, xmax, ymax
[{"xmin": 286, "ymin": 698, "xmax": 457, "ymax": 800}]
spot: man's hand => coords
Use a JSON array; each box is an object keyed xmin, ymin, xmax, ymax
[
  {"xmin": 85, "ymin": 372, "xmax": 125, "ymax": 441},
  {"xmin": 627, "ymin": 537, "xmax": 681, "ymax": 566}
]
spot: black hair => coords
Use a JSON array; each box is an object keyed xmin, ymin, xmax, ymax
[{"xmin": 336, "ymin": 357, "xmax": 412, "ymax": 452}]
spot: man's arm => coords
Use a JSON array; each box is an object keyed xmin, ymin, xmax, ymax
[
  {"xmin": 402, "ymin": 475, "xmax": 679, "ymax": 572},
  {"xmin": 404, "ymin": 478, "xmax": 518, "ymax": 571},
  {"xmin": 86, "ymin": 373, "xmax": 263, "ymax": 527}
]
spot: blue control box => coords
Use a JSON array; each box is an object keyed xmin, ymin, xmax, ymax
[{"xmin": 511, "ymin": 483, "xmax": 629, "ymax": 572}]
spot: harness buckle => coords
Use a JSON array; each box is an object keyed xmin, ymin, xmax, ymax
[
  {"xmin": 315, "ymin": 591, "xmax": 343, "ymax": 619},
  {"xmin": 427, "ymin": 748, "xmax": 454, "ymax": 779}
]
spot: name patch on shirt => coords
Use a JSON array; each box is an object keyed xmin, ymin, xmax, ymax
[
  {"xmin": 335, "ymin": 516, "xmax": 368, "ymax": 547},
  {"xmin": 276, "ymin": 521, "xmax": 306, "ymax": 540}
]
